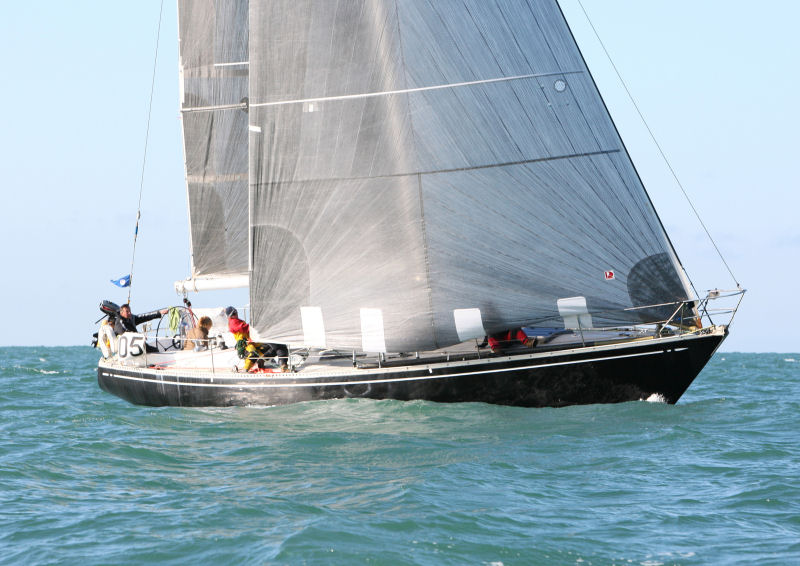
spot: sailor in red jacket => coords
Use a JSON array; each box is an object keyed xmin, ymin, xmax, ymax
[
  {"xmin": 487, "ymin": 328, "xmax": 537, "ymax": 354},
  {"xmin": 225, "ymin": 307, "xmax": 289, "ymax": 372},
  {"xmin": 226, "ymin": 307, "xmax": 250, "ymax": 341}
]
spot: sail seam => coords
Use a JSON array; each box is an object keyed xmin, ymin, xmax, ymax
[
  {"xmin": 417, "ymin": 173, "xmax": 438, "ymax": 350},
  {"xmin": 252, "ymin": 149, "xmax": 620, "ymax": 188},
  {"xmin": 250, "ymin": 70, "xmax": 583, "ymax": 107},
  {"xmin": 181, "ymin": 70, "xmax": 584, "ymax": 114}
]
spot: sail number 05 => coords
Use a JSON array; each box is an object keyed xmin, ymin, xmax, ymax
[{"xmin": 118, "ymin": 334, "xmax": 146, "ymax": 357}]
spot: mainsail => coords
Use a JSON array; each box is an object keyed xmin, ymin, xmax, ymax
[
  {"xmin": 178, "ymin": 0, "xmax": 249, "ymax": 283},
  {"xmin": 194, "ymin": 0, "xmax": 696, "ymax": 353}
]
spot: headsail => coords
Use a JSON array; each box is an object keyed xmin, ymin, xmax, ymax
[
  {"xmin": 178, "ymin": 0, "xmax": 249, "ymax": 281},
  {"xmin": 246, "ymin": 0, "xmax": 694, "ymax": 352}
]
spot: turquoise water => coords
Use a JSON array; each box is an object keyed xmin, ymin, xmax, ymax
[{"xmin": 1, "ymin": 348, "xmax": 798, "ymax": 565}]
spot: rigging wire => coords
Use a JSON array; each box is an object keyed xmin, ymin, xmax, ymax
[
  {"xmin": 575, "ymin": 0, "xmax": 740, "ymax": 288},
  {"xmin": 127, "ymin": 0, "xmax": 166, "ymax": 304}
]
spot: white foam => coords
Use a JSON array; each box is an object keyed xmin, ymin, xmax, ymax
[
  {"xmin": 644, "ymin": 393, "xmax": 668, "ymax": 403},
  {"xmin": 784, "ymin": 358, "xmax": 796, "ymax": 362},
  {"xmin": 14, "ymin": 365, "xmax": 59, "ymax": 375}
]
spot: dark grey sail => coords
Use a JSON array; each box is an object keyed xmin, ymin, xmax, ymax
[
  {"xmin": 178, "ymin": 0, "xmax": 249, "ymax": 279},
  {"xmin": 246, "ymin": 0, "xmax": 694, "ymax": 353}
]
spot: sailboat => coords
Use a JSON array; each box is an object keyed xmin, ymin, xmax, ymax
[{"xmin": 96, "ymin": 0, "xmax": 743, "ymax": 407}]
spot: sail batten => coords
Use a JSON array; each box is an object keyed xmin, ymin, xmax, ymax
[
  {"xmin": 174, "ymin": 273, "xmax": 249, "ymax": 294},
  {"xmin": 182, "ymin": 103, "xmax": 248, "ymax": 113}
]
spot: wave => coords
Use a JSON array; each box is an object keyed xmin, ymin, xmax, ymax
[{"xmin": 1, "ymin": 365, "xmax": 60, "ymax": 376}]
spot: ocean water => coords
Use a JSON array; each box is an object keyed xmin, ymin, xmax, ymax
[{"xmin": 0, "ymin": 348, "xmax": 798, "ymax": 565}]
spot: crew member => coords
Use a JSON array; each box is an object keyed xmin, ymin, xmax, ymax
[
  {"xmin": 115, "ymin": 303, "xmax": 168, "ymax": 353},
  {"xmin": 184, "ymin": 316, "xmax": 213, "ymax": 351},
  {"xmin": 487, "ymin": 329, "xmax": 537, "ymax": 355},
  {"xmin": 225, "ymin": 307, "xmax": 288, "ymax": 372}
]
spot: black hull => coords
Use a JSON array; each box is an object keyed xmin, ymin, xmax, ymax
[{"xmin": 97, "ymin": 330, "xmax": 726, "ymax": 408}]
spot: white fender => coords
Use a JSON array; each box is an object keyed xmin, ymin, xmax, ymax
[{"xmin": 98, "ymin": 323, "xmax": 117, "ymax": 359}]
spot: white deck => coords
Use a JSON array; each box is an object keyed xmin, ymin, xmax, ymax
[{"xmin": 99, "ymin": 326, "xmax": 721, "ymax": 380}]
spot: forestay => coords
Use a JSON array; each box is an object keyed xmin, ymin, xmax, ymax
[{"xmin": 235, "ymin": 0, "xmax": 693, "ymax": 353}]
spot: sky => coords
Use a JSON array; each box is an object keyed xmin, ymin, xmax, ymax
[{"xmin": 0, "ymin": 1, "xmax": 797, "ymax": 352}]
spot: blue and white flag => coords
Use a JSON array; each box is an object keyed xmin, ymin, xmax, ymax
[{"xmin": 111, "ymin": 275, "xmax": 131, "ymax": 288}]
